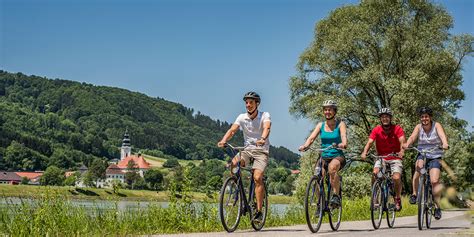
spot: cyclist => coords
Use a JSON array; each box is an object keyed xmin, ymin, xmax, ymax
[
  {"xmin": 217, "ymin": 91, "xmax": 271, "ymax": 223},
  {"xmin": 299, "ymin": 100, "xmax": 347, "ymax": 208},
  {"xmin": 361, "ymin": 107, "xmax": 405, "ymax": 211},
  {"xmin": 403, "ymin": 106, "xmax": 448, "ymax": 220}
]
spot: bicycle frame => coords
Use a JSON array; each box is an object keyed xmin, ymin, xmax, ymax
[
  {"xmin": 370, "ymin": 154, "xmax": 396, "ymax": 212},
  {"xmin": 225, "ymin": 144, "xmax": 255, "ymax": 216},
  {"xmin": 369, "ymin": 153, "xmax": 398, "ymax": 229},
  {"xmin": 406, "ymin": 146, "xmax": 441, "ymax": 230}
]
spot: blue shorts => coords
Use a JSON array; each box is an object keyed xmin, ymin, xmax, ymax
[{"xmin": 417, "ymin": 155, "xmax": 441, "ymax": 170}]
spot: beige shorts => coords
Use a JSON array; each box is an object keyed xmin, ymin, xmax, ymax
[
  {"xmin": 374, "ymin": 159, "xmax": 403, "ymax": 174},
  {"xmin": 235, "ymin": 149, "xmax": 269, "ymax": 172}
]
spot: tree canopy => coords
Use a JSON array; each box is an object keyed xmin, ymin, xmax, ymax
[{"xmin": 290, "ymin": 0, "xmax": 473, "ymax": 193}]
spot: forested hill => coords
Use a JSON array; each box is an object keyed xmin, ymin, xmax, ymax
[{"xmin": 0, "ymin": 71, "xmax": 299, "ymax": 171}]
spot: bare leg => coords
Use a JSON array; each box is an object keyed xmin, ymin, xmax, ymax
[
  {"xmin": 412, "ymin": 160, "xmax": 423, "ymax": 195},
  {"xmin": 328, "ymin": 158, "xmax": 342, "ymax": 194},
  {"xmin": 253, "ymin": 169, "xmax": 264, "ymax": 211},
  {"xmin": 393, "ymin": 172, "xmax": 402, "ymax": 199}
]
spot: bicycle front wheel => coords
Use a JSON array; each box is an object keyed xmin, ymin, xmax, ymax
[
  {"xmin": 426, "ymin": 185, "xmax": 434, "ymax": 229},
  {"xmin": 386, "ymin": 181, "xmax": 396, "ymax": 228},
  {"xmin": 329, "ymin": 176, "xmax": 342, "ymax": 231},
  {"xmin": 250, "ymin": 180, "xmax": 268, "ymax": 231},
  {"xmin": 305, "ymin": 176, "xmax": 324, "ymax": 233},
  {"xmin": 219, "ymin": 176, "xmax": 241, "ymax": 232},
  {"xmin": 370, "ymin": 181, "xmax": 383, "ymax": 229},
  {"xmin": 417, "ymin": 175, "xmax": 426, "ymax": 230}
]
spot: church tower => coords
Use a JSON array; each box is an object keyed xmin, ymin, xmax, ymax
[{"xmin": 120, "ymin": 130, "xmax": 131, "ymax": 160}]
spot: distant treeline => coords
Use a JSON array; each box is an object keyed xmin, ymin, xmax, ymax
[{"xmin": 0, "ymin": 71, "xmax": 299, "ymax": 171}]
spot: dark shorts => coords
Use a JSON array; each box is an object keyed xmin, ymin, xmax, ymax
[
  {"xmin": 417, "ymin": 155, "xmax": 441, "ymax": 170},
  {"xmin": 322, "ymin": 156, "xmax": 346, "ymax": 171}
]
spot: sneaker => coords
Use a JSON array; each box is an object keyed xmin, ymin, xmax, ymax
[
  {"xmin": 253, "ymin": 211, "xmax": 263, "ymax": 223},
  {"xmin": 409, "ymin": 194, "xmax": 417, "ymax": 205},
  {"xmin": 395, "ymin": 197, "xmax": 402, "ymax": 212},
  {"xmin": 434, "ymin": 208, "xmax": 442, "ymax": 220},
  {"xmin": 330, "ymin": 194, "xmax": 341, "ymax": 208}
]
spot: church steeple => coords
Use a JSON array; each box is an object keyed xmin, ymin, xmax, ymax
[{"xmin": 120, "ymin": 130, "xmax": 131, "ymax": 160}]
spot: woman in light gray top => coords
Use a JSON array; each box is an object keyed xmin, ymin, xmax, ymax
[{"xmin": 404, "ymin": 107, "xmax": 448, "ymax": 220}]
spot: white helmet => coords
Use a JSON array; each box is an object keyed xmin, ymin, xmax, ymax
[
  {"xmin": 378, "ymin": 107, "xmax": 393, "ymax": 117},
  {"xmin": 322, "ymin": 100, "xmax": 337, "ymax": 108}
]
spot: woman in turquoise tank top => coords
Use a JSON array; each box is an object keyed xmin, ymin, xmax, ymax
[{"xmin": 299, "ymin": 100, "xmax": 347, "ymax": 207}]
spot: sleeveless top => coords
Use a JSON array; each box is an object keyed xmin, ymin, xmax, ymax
[
  {"xmin": 418, "ymin": 122, "xmax": 444, "ymax": 159},
  {"xmin": 320, "ymin": 121, "xmax": 344, "ymax": 158}
]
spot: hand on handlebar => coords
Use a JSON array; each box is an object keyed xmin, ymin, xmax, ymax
[
  {"xmin": 298, "ymin": 145, "xmax": 308, "ymax": 152},
  {"xmin": 217, "ymin": 141, "xmax": 226, "ymax": 148},
  {"xmin": 256, "ymin": 139, "xmax": 266, "ymax": 147}
]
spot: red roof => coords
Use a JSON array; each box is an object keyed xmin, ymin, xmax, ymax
[
  {"xmin": 116, "ymin": 155, "xmax": 151, "ymax": 169},
  {"xmin": 15, "ymin": 172, "xmax": 43, "ymax": 180}
]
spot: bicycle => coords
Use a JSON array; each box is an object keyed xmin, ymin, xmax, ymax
[
  {"xmin": 303, "ymin": 145, "xmax": 367, "ymax": 233},
  {"xmin": 368, "ymin": 153, "xmax": 398, "ymax": 229},
  {"xmin": 405, "ymin": 146, "xmax": 443, "ymax": 230},
  {"xmin": 218, "ymin": 143, "xmax": 268, "ymax": 232}
]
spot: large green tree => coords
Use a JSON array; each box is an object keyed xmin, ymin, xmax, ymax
[{"xmin": 290, "ymin": 0, "xmax": 473, "ymax": 195}]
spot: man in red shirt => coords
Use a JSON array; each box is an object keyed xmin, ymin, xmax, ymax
[{"xmin": 361, "ymin": 108, "xmax": 406, "ymax": 211}]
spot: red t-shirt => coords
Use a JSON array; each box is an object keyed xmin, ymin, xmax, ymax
[{"xmin": 369, "ymin": 125, "xmax": 405, "ymax": 160}]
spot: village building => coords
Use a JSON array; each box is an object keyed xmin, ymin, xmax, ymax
[
  {"xmin": 104, "ymin": 131, "xmax": 151, "ymax": 185},
  {"xmin": 15, "ymin": 171, "xmax": 44, "ymax": 185},
  {"xmin": 0, "ymin": 171, "xmax": 22, "ymax": 185}
]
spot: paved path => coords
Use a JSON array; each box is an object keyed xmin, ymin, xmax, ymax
[{"xmin": 156, "ymin": 210, "xmax": 472, "ymax": 237}]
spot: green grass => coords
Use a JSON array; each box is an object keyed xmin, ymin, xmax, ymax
[
  {"xmin": 0, "ymin": 184, "xmax": 201, "ymax": 201},
  {"xmin": 0, "ymin": 191, "xmax": 419, "ymax": 236},
  {"xmin": 0, "ymin": 184, "xmax": 294, "ymax": 204}
]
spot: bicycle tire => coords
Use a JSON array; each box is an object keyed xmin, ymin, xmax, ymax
[
  {"xmin": 250, "ymin": 179, "xmax": 268, "ymax": 231},
  {"xmin": 305, "ymin": 176, "xmax": 324, "ymax": 233},
  {"xmin": 219, "ymin": 176, "xmax": 241, "ymax": 232},
  {"xmin": 386, "ymin": 181, "xmax": 396, "ymax": 228},
  {"xmin": 417, "ymin": 175, "xmax": 426, "ymax": 230},
  {"xmin": 426, "ymin": 184, "xmax": 434, "ymax": 229},
  {"xmin": 329, "ymin": 176, "xmax": 342, "ymax": 231},
  {"xmin": 370, "ymin": 181, "xmax": 383, "ymax": 229}
]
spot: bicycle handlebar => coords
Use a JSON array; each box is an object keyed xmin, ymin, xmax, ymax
[{"xmin": 405, "ymin": 146, "xmax": 445, "ymax": 154}]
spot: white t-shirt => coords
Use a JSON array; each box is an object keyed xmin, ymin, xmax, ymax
[{"xmin": 233, "ymin": 111, "xmax": 271, "ymax": 152}]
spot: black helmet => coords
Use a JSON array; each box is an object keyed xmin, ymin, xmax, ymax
[
  {"xmin": 243, "ymin": 91, "xmax": 261, "ymax": 103},
  {"xmin": 418, "ymin": 107, "xmax": 433, "ymax": 116},
  {"xmin": 378, "ymin": 107, "xmax": 393, "ymax": 117}
]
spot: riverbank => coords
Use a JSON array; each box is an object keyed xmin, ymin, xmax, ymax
[{"xmin": 0, "ymin": 184, "xmax": 295, "ymax": 203}]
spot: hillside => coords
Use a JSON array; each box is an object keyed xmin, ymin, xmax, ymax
[{"xmin": 0, "ymin": 71, "xmax": 299, "ymax": 171}]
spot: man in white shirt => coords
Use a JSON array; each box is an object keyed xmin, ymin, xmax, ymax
[{"xmin": 217, "ymin": 91, "xmax": 271, "ymax": 222}]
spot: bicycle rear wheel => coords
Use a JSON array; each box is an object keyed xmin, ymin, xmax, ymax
[
  {"xmin": 250, "ymin": 180, "xmax": 268, "ymax": 231},
  {"xmin": 386, "ymin": 181, "xmax": 396, "ymax": 228},
  {"xmin": 417, "ymin": 176, "xmax": 426, "ymax": 230},
  {"xmin": 329, "ymin": 176, "xmax": 342, "ymax": 231},
  {"xmin": 426, "ymin": 185, "xmax": 434, "ymax": 229},
  {"xmin": 219, "ymin": 176, "xmax": 241, "ymax": 232},
  {"xmin": 370, "ymin": 181, "xmax": 383, "ymax": 229},
  {"xmin": 304, "ymin": 176, "xmax": 324, "ymax": 233}
]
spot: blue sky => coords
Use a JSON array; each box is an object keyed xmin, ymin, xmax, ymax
[{"xmin": 1, "ymin": 0, "xmax": 473, "ymax": 152}]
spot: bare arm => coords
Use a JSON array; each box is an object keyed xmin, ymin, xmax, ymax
[
  {"xmin": 435, "ymin": 123, "xmax": 449, "ymax": 149},
  {"xmin": 218, "ymin": 124, "xmax": 240, "ymax": 147},
  {"xmin": 256, "ymin": 121, "xmax": 271, "ymax": 146},
  {"xmin": 398, "ymin": 135, "xmax": 406, "ymax": 158},
  {"xmin": 299, "ymin": 122, "xmax": 322, "ymax": 151},
  {"xmin": 339, "ymin": 121, "xmax": 347, "ymax": 149},
  {"xmin": 361, "ymin": 138, "xmax": 374, "ymax": 160},
  {"xmin": 404, "ymin": 124, "xmax": 420, "ymax": 148}
]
